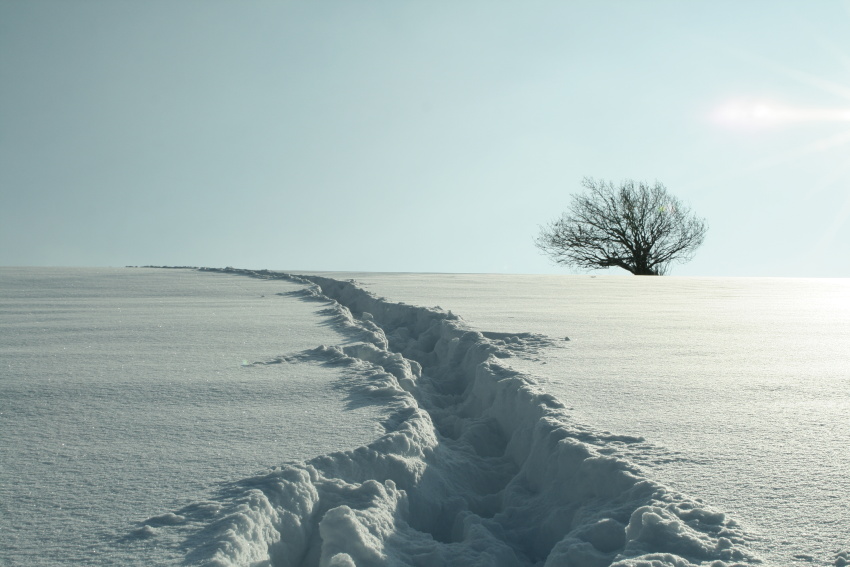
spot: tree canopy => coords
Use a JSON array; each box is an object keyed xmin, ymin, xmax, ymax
[{"xmin": 535, "ymin": 178, "xmax": 707, "ymax": 275}]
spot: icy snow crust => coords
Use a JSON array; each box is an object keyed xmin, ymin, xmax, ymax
[{"xmin": 149, "ymin": 268, "xmax": 756, "ymax": 567}]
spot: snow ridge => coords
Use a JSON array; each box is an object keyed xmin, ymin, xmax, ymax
[{"xmin": 144, "ymin": 268, "xmax": 756, "ymax": 567}]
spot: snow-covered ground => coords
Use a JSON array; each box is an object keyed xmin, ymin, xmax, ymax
[
  {"xmin": 313, "ymin": 272, "xmax": 850, "ymax": 566},
  {"xmin": 1, "ymin": 267, "xmax": 847, "ymax": 566},
  {"xmin": 0, "ymin": 268, "xmax": 393, "ymax": 565}
]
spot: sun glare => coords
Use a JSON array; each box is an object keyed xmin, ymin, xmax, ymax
[{"xmin": 714, "ymin": 100, "xmax": 850, "ymax": 128}]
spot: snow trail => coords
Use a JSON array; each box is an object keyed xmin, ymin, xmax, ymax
[{"xmin": 144, "ymin": 268, "xmax": 757, "ymax": 567}]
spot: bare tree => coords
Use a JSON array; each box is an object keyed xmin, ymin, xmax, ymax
[{"xmin": 535, "ymin": 178, "xmax": 707, "ymax": 275}]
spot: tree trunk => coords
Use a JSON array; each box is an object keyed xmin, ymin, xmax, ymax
[{"xmin": 632, "ymin": 264, "xmax": 659, "ymax": 276}]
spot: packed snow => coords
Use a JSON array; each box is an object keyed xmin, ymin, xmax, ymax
[{"xmin": 1, "ymin": 267, "xmax": 847, "ymax": 566}]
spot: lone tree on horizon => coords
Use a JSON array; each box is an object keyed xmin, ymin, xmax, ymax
[{"xmin": 535, "ymin": 178, "xmax": 707, "ymax": 275}]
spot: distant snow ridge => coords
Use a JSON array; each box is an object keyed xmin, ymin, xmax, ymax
[{"xmin": 150, "ymin": 268, "xmax": 756, "ymax": 567}]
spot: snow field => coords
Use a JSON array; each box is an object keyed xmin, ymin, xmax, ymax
[
  {"xmin": 0, "ymin": 268, "xmax": 393, "ymax": 566},
  {"xmin": 150, "ymin": 268, "xmax": 757, "ymax": 567},
  {"xmin": 322, "ymin": 272, "xmax": 850, "ymax": 566}
]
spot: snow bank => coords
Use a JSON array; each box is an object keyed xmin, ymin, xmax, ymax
[{"xmin": 144, "ymin": 268, "xmax": 756, "ymax": 567}]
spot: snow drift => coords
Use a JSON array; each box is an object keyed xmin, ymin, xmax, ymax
[{"xmin": 141, "ymin": 268, "xmax": 756, "ymax": 567}]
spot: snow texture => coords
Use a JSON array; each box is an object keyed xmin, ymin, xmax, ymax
[{"xmin": 146, "ymin": 268, "xmax": 756, "ymax": 567}]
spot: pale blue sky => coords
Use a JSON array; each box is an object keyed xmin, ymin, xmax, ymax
[{"xmin": 2, "ymin": 1, "xmax": 849, "ymax": 276}]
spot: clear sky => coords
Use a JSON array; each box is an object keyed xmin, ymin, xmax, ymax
[{"xmin": 2, "ymin": 1, "xmax": 849, "ymax": 276}]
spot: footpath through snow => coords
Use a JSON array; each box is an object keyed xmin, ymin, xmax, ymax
[{"xmin": 142, "ymin": 268, "xmax": 759, "ymax": 567}]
